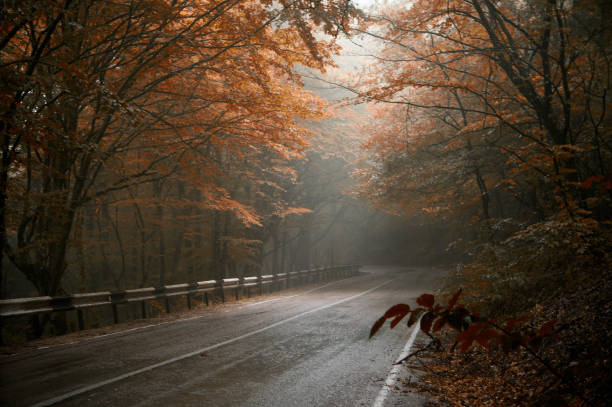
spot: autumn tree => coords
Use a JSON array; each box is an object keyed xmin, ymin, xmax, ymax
[
  {"xmin": 356, "ymin": 0, "xmax": 610, "ymax": 228},
  {"xmin": 351, "ymin": 0, "xmax": 611, "ymax": 314},
  {"xmin": 356, "ymin": 4, "xmax": 611, "ymax": 402},
  {"xmin": 0, "ymin": 0, "xmax": 360, "ymax": 297}
]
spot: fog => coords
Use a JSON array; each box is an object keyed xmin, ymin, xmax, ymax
[{"xmin": 1, "ymin": 28, "xmax": 449, "ymax": 302}]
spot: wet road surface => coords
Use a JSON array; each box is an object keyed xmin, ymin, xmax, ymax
[{"xmin": 0, "ymin": 266, "xmax": 443, "ymax": 406}]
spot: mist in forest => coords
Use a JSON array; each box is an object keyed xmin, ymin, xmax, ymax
[
  {"xmin": 0, "ymin": 29, "xmax": 440, "ymax": 301},
  {"xmin": 2, "ymin": 1, "xmax": 609, "ymax": 403}
]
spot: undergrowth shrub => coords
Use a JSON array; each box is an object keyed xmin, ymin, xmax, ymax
[{"xmin": 444, "ymin": 217, "xmax": 612, "ymax": 317}]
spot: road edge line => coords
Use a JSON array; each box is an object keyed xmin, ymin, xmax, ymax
[{"xmin": 371, "ymin": 315, "xmax": 422, "ymax": 407}]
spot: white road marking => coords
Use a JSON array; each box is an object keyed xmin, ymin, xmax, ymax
[
  {"xmin": 31, "ymin": 278, "xmax": 395, "ymax": 407},
  {"xmin": 372, "ymin": 315, "xmax": 422, "ymax": 407}
]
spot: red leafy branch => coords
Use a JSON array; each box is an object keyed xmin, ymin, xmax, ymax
[
  {"xmin": 370, "ymin": 290, "xmax": 556, "ymax": 352},
  {"xmin": 370, "ymin": 290, "xmax": 594, "ymax": 406}
]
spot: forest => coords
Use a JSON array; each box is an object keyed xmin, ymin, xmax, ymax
[
  {"xmin": 1, "ymin": 0, "xmax": 378, "ymax": 300},
  {"xmin": 359, "ymin": 0, "xmax": 611, "ymax": 405},
  {"xmin": 1, "ymin": 0, "xmax": 611, "ymax": 405}
]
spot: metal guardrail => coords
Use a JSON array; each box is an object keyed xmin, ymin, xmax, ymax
[{"xmin": 0, "ymin": 265, "xmax": 360, "ymax": 331}]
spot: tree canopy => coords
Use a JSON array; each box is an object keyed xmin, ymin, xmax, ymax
[{"xmin": 0, "ymin": 0, "xmax": 359, "ymax": 296}]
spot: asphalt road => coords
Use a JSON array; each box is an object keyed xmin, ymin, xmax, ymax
[{"xmin": 0, "ymin": 266, "xmax": 443, "ymax": 407}]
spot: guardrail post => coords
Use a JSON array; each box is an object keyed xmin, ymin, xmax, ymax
[
  {"xmin": 258, "ymin": 275, "xmax": 263, "ymax": 296},
  {"xmin": 50, "ymin": 296, "xmax": 73, "ymax": 311},
  {"xmin": 141, "ymin": 301, "xmax": 147, "ymax": 319},
  {"xmin": 110, "ymin": 292, "xmax": 126, "ymax": 324},
  {"xmin": 112, "ymin": 303, "xmax": 119, "ymax": 324},
  {"xmin": 154, "ymin": 287, "xmax": 170, "ymax": 313},
  {"xmin": 218, "ymin": 280, "xmax": 225, "ymax": 303},
  {"xmin": 187, "ymin": 283, "xmax": 197, "ymax": 309},
  {"xmin": 31, "ymin": 314, "xmax": 41, "ymax": 337},
  {"xmin": 77, "ymin": 309, "xmax": 85, "ymax": 331}
]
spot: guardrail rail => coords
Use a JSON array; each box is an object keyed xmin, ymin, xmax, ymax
[{"xmin": 0, "ymin": 265, "xmax": 360, "ymax": 334}]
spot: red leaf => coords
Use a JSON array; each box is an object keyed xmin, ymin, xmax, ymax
[
  {"xmin": 456, "ymin": 323, "xmax": 483, "ymax": 352},
  {"xmin": 416, "ymin": 294, "xmax": 435, "ymax": 309},
  {"xmin": 459, "ymin": 336, "xmax": 475, "ymax": 353},
  {"xmin": 420, "ymin": 312, "xmax": 435, "ymax": 333},
  {"xmin": 384, "ymin": 304, "xmax": 411, "ymax": 319},
  {"xmin": 407, "ymin": 310, "xmax": 421, "ymax": 327},
  {"xmin": 390, "ymin": 310, "xmax": 411, "ymax": 328},
  {"xmin": 448, "ymin": 289, "xmax": 462, "ymax": 309},
  {"xmin": 370, "ymin": 316, "xmax": 386, "ymax": 339},
  {"xmin": 456, "ymin": 324, "xmax": 478, "ymax": 342},
  {"xmin": 475, "ymin": 329, "xmax": 498, "ymax": 348},
  {"xmin": 446, "ymin": 308, "xmax": 469, "ymax": 331},
  {"xmin": 537, "ymin": 320, "xmax": 557, "ymax": 337},
  {"xmin": 433, "ymin": 316, "xmax": 446, "ymax": 332}
]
